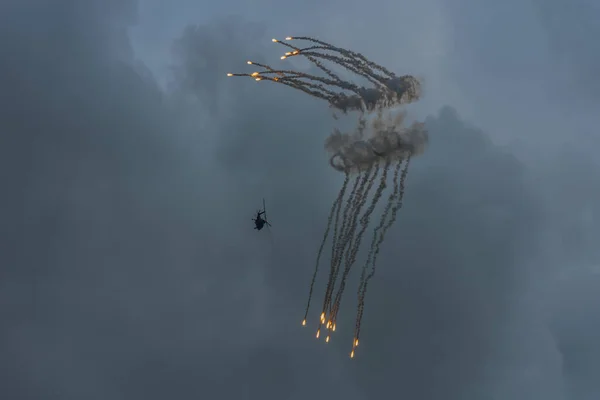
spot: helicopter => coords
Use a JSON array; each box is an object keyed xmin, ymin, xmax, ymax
[{"xmin": 253, "ymin": 198, "xmax": 272, "ymax": 231}]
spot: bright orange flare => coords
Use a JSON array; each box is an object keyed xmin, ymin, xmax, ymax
[
  {"xmin": 272, "ymin": 38, "xmax": 278, "ymax": 42},
  {"xmin": 316, "ymin": 330, "xmax": 320, "ymax": 338},
  {"xmin": 302, "ymin": 319, "xmax": 306, "ymax": 326},
  {"xmin": 281, "ymin": 56, "xmax": 286, "ymax": 60},
  {"xmin": 226, "ymin": 73, "xmax": 233, "ymax": 76},
  {"xmin": 251, "ymin": 72, "xmax": 259, "ymax": 77},
  {"xmin": 350, "ymin": 350, "xmax": 355, "ymax": 358},
  {"xmin": 247, "ymin": 61, "xmax": 253, "ymax": 64},
  {"xmin": 285, "ymin": 36, "xmax": 293, "ymax": 40},
  {"xmin": 354, "ymin": 338, "xmax": 359, "ymax": 347},
  {"xmin": 332, "ymin": 324, "xmax": 336, "ymax": 332},
  {"xmin": 325, "ymin": 336, "xmax": 330, "ymax": 343}
]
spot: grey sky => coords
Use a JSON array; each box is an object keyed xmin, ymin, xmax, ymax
[{"xmin": 1, "ymin": 0, "xmax": 599, "ymax": 399}]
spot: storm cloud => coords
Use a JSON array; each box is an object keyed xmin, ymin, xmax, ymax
[{"xmin": 1, "ymin": 1, "xmax": 600, "ymax": 400}]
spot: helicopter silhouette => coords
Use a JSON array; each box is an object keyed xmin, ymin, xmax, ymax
[{"xmin": 253, "ymin": 198, "xmax": 272, "ymax": 231}]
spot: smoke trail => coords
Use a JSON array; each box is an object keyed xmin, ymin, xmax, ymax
[
  {"xmin": 323, "ymin": 164, "xmax": 375, "ymax": 332},
  {"xmin": 288, "ymin": 50, "xmax": 385, "ymax": 112},
  {"xmin": 352, "ymin": 160, "xmax": 401, "ymax": 339},
  {"xmin": 281, "ymin": 78, "xmax": 340, "ymax": 98},
  {"xmin": 273, "ymin": 39, "xmax": 348, "ymax": 83},
  {"xmin": 323, "ymin": 167, "xmax": 372, "ymax": 316},
  {"xmin": 228, "ymin": 39, "xmax": 423, "ymax": 114},
  {"xmin": 302, "ymin": 173, "xmax": 350, "ymax": 325},
  {"xmin": 308, "ymin": 51, "xmax": 390, "ymax": 87},
  {"xmin": 340, "ymin": 166, "xmax": 380, "ymax": 269},
  {"xmin": 230, "ymin": 74, "xmax": 334, "ymax": 101},
  {"xmin": 302, "ymin": 48, "xmax": 390, "ymax": 84},
  {"xmin": 329, "ymin": 159, "xmax": 392, "ymax": 325},
  {"xmin": 318, "ymin": 172, "xmax": 363, "ymax": 329},
  {"xmin": 355, "ymin": 155, "xmax": 411, "ymax": 342},
  {"xmin": 358, "ymin": 160, "xmax": 402, "ymax": 296},
  {"xmin": 229, "ymin": 66, "xmax": 361, "ymax": 96},
  {"xmin": 287, "ymin": 50, "xmax": 388, "ymax": 89},
  {"xmin": 325, "ymin": 163, "xmax": 380, "ymax": 329},
  {"xmin": 287, "ymin": 36, "xmax": 397, "ymax": 78}
]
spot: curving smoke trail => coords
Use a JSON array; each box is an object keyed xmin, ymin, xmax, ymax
[
  {"xmin": 314, "ymin": 173, "xmax": 361, "ymax": 334},
  {"xmin": 329, "ymin": 159, "xmax": 392, "ymax": 326},
  {"xmin": 302, "ymin": 173, "xmax": 350, "ymax": 327},
  {"xmin": 354, "ymin": 155, "xmax": 412, "ymax": 348},
  {"xmin": 358, "ymin": 160, "xmax": 403, "ymax": 303},
  {"xmin": 321, "ymin": 166, "xmax": 377, "ymax": 325},
  {"xmin": 285, "ymin": 36, "xmax": 397, "ymax": 78},
  {"xmin": 227, "ymin": 37, "xmax": 422, "ymax": 114},
  {"xmin": 330, "ymin": 165, "xmax": 381, "ymax": 311}
]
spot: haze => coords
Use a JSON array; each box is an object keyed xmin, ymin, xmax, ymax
[{"xmin": 1, "ymin": 0, "xmax": 599, "ymax": 399}]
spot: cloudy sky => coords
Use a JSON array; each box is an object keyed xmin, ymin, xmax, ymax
[{"xmin": 1, "ymin": 0, "xmax": 599, "ymax": 399}]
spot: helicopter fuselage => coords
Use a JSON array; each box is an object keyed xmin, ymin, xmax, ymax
[{"xmin": 254, "ymin": 211, "xmax": 266, "ymax": 230}]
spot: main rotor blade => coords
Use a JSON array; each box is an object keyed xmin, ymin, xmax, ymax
[{"xmin": 263, "ymin": 198, "xmax": 267, "ymax": 222}]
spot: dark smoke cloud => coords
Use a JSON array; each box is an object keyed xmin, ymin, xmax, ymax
[
  {"xmin": 1, "ymin": 3, "xmax": 600, "ymax": 400},
  {"xmin": 326, "ymin": 112, "xmax": 428, "ymax": 172}
]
